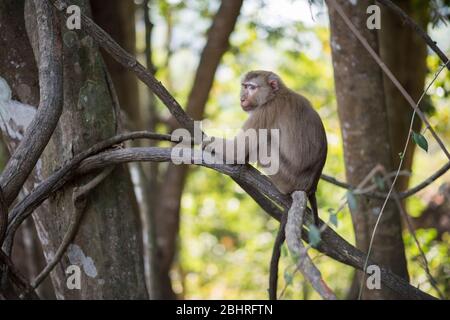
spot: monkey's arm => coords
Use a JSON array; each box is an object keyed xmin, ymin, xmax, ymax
[
  {"xmin": 202, "ymin": 112, "xmax": 261, "ymax": 164},
  {"xmin": 202, "ymin": 133, "xmax": 253, "ymax": 164}
]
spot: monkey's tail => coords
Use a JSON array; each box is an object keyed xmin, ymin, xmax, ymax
[
  {"xmin": 308, "ymin": 193, "xmax": 320, "ymax": 225},
  {"xmin": 269, "ymin": 209, "xmax": 288, "ymax": 300}
]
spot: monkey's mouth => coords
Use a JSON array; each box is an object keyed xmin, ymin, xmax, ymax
[{"xmin": 241, "ymin": 100, "xmax": 254, "ymax": 111}]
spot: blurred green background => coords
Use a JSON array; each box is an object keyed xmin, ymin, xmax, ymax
[{"xmin": 130, "ymin": 0, "xmax": 450, "ymax": 299}]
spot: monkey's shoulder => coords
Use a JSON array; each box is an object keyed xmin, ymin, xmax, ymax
[{"xmin": 280, "ymin": 91, "xmax": 317, "ymax": 118}]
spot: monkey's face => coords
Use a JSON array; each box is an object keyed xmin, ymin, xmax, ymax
[
  {"xmin": 241, "ymin": 72, "xmax": 279, "ymax": 112},
  {"xmin": 240, "ymin": 81, "xmax": 259, "ymax": 111},
  {"xmin": 240, "ymin": 80, "xmax": 272, "ymax": 112}
]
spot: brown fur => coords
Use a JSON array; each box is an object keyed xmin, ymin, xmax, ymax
[{"xmin": 241, "ymin": 70, "xmax": 328, "ymax": 201}]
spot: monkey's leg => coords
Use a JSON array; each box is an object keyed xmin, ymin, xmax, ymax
[
  {"xmin": 308, "ymin": 193, "xmax": 320, "ymax": 226},
  {"xmin": 269, "ymin": 210, "xmax": 288, "ymax": 300}
]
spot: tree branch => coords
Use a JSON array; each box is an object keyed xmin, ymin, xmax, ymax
[{"xmin": 0, "ymin": 0, "xmax": 63, "ymax": 206}]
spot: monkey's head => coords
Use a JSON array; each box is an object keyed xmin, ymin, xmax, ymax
[{"xmin": 240, "ymin": 70, "xmax": 283, "ymax": 112}]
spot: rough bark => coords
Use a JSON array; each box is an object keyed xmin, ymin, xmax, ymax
[
  {"xmin": 25, "ymin": 0, "xmax": 147, "ymax": 299},
  {"xmin": 153, "ymin": 0, "xmax": 244, "ymax": 299},
  {"xmin": 327, "ymin": 0, "xmax": 409, "ymax": 299},
  {"xmin": 91, "ymin": 0, "xmax": 163, "ymax": 298},
  {"xmin": 90, "ymin": 0, "xmax": 143, "ymax": 131}
]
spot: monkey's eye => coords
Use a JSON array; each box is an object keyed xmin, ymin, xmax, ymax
[{"xmin": 242, "ymin": 83, "xmax": 258, "ymax": 91}]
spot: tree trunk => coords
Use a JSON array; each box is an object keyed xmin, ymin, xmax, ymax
[
  {"xmin": 90, "ymin": 0, "xmax": 143, "ymax": 131},
  {"xmin": 90, "ymin": 0, "xmax": 163, "ymax": 298},
  {"xmin": 379, "ymin": 0, "xmax": 429, "ymax": 193},
  {"xmin": 24, "ymin": 0, "xmax": 148, "ymax": 299},
  {"xmin": 327, "ymin": 0, "xmax": 409, "ymax": 299},
  {"xmin": 345, "ymin": 1, "xmax": 430, "ymax": 300},
  {"xmin": 153, "ymin": 0, "xmax": 243, "ymax": 299}
]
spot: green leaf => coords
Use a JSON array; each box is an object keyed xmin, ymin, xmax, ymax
[
  {"xmin": 329, "ymin": 213, "xmax": 338, "ymax": 227},
  {"xmin": 412, "ymin": 131, "xmax": 428, "ymax": 152},
  {"xmin": 284, "ymin": 269, "xmax": 294, "ymax": 285},
  {"xmin": 281, "ymin": 244, "xmax": 288, "ymax": 257},
  {"xmin": 328, "ymin": 208, "xmax": 337, "ymax": 226},
  {"xmin": 308, "ymin": 224, "xmax": 321, "ymax": 247},
  {"xmin": 374, "ymin": 175, "xmax": 385, "ymax": 191},
  {"xmin": 346, "ymin": 191, "xmax": 357, "ymax": 211}
]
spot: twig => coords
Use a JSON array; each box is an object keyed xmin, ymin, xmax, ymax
[
  {"xmin": 321, "ymin": 174, "xmax": 385, "ymax": 199},
  {"xmin": 378, "ymin": 167, "xmax": 445, "ymax": 299},
  {"xmin": 285, "ymin": 191, "xmax": 337, "ymax": 300},
  {"xmin": 399, "ymin": 161, "xmax": 450, "ymax": 198}
]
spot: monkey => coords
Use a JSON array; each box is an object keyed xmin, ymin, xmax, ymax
[
  {"xmin": 230, "ymin": 70, "xmax": 327, "ymax": 223},
  {"xmin": 204, "ymin": 70, "xmax": 327, "ymax": 300}
]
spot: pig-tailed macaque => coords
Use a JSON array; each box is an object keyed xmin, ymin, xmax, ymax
[
  {"xmin": 205, "ymin": 70, "xmax": 328, "ymax": 299},
  {"xmin": 241, "ymin": 71, "xmax": 327, "ymax": 217}
]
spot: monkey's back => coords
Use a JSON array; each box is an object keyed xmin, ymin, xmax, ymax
[{"xmin": 260, "ymin": 92, "xmax": 328, "ymax": 195}]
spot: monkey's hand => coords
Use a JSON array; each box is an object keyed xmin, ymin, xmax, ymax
[
  {"xmin": 201, "ymin": 136, "xmax": 215, "ymax": 152},
  {"xmin": 202, "ymin": 136, "xmax": 236, "ymax": 164}
]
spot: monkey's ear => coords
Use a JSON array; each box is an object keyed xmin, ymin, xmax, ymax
[{"xmin": 267, "ymin": 73, "xmax": 280, "ymax": 92}]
